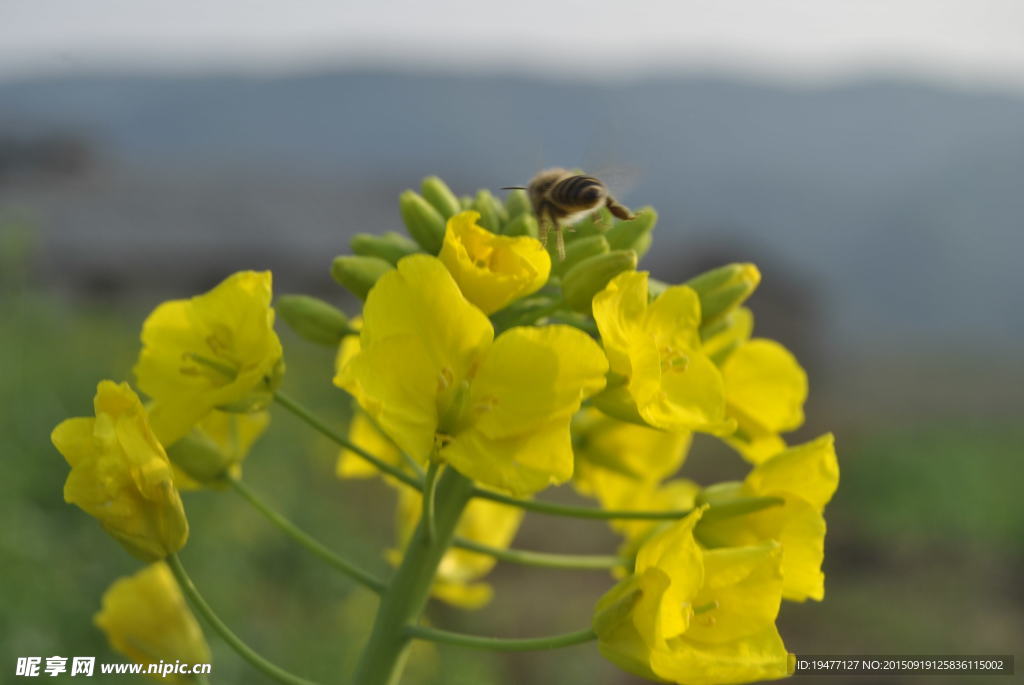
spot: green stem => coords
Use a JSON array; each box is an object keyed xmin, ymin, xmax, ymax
[
  {"xmin": 167, "ymin": 554, "xmax": 320, "ymax": 685},
  {"xmin": 228, "ymin": 477, "xmax": 386, "ymax": 593},
  {"xmin": 354, "ymin": 469, "xmax": 475, "ymax": 685},
  {"xmin": 422, "ymin": 461, "xmax": 442, "ymax": 544},
  {"xmin": 471, "ymin": 487, "xmax": 697, "ymax": 520},
  {"xmin": 452, "ymin": 537, "xmax": 625, "ymax": 571},
  {"xmin": 273, "ymin": 390, "xmax": 421, "ymax": 489},
  {"xmin": 405, "ymin": 625, "xmax": 596, "ymax": 652}
]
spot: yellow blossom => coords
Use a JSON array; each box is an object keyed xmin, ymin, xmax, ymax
[
  {"xmin": 698, "ymin": 434, "xmax": 839, "ymax": 601},
  {"xmin": 335, "ymin": 255, "xmax": 607, "ymax": 495},
  {"xmin": 134, "ymin": 271, "xmax": 284, "ymax": 447},
  {"xmin": 392, "ymin": 487, "xmax": 525, "ymax": 609},
  {"xmin": 52, "ymin": 381, "xmax": 188, "ymax": 561},
  {"xmin": 594, "ymin": 509, "xmax": 790, "ymax": 685},
  {"xmin": 166, "ymin": 409, "xmax": 269, "ymax": 489},
  {"xmin": 572, "ymin": 409, "xmax": 696, "ymax": 546},
  {"xmin": 95, "ymin": 562, "xmax": 210, "ymax": 680},
  {"xmin": 439, "ymin": 210, "xmax": 551, "ymax": 314},
  {"xmin": 591, "ymin": 270, "xmax": 734, "ymax": 435},
  {"xmin": 720, "ymin": 338, "xmax": 808, "ymax": 464}
]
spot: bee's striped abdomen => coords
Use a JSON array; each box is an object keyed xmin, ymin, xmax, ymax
[{"xmin": 550, "ymin": 175, "xmax": 605, "ymax": 210}]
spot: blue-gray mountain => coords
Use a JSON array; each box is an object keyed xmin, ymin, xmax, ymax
[{"xmin": 1, "ymin": 72, "xmax": 1022, "ymax": 356}]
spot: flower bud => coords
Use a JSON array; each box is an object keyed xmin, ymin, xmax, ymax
[
  {"xmin": 605, "ymin": 207, "xmax": 657, "ymax": 258},
  {"xmin": 350, "ymin": 232, "xmax": 420, "ymax": 265},
  {"xmin": 472, "ymin": 189, "xmax": 505, "ymax": 233},
  {"xmin": 420, "ymin": 175, "xmax": 462, "ymax": 219},
  {"xmin": 569, "ymin": 210, "xmax": 610, "ymax": 239},
  {"xmin": 95, "ymin": 563, "xmax": 211, "ymax": 672},
  {"xmin": 276, "ymin": 294, "xmax": 353, "ymax": 346},
  {"xmin": 331, "ymin": 255, "xmax": 395, "ymax": 300},
  {"xmin": 166, "ymin": 432, "xmax": 234, "ymax": 485},
  {"xmin": 503, "ymin": 212, "xmax": 538, "ymax": 238},
  {"xmin": 554, "ymin": 235, "xmax": 609, "ymax": 276},
  {"xmin": 166, "ymin": 410, "xmax": 269, "ymax": 488},
  {"xmin": 399, "ymin": 190, "xmax": 445, "ymax": 254},
  {"xmin": 685, "ymin": 263, "xmax": 761, "ymax": 325},
  {"xmin": 562, "ymin": 250, "xmax": 638, "ymax": 313},
  {"xmin": 504, "ymin": 188, "xmax": 531, "ymax": 219}
]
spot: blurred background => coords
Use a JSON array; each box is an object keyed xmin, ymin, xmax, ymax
[{"xmin": 2, "ymin": 1, "xmax": 1022, "ymax": 683}]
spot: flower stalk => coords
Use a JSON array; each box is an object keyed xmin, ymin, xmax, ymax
[
  {"xmin": 354, "ymin": 468, "xmax": 475, "ymax": 685},
  {"xmin": 167, "ymin": 554, "xmax": 320, "ymax": 685}
]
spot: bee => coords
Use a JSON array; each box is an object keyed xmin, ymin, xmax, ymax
[{"xmin": 504, "ymin": 168, "xmax": 634, "ymax": 259}]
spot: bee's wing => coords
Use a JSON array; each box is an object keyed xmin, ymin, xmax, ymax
[
  {"xmin": 581, "ymin": 128, "xmax": 642, "ymax": 200},
  {"xmin": 588, "ymin": 163, "xmax": 642, "ymax": 201}
]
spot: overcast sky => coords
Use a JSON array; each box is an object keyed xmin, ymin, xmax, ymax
[{"xmin": 2, "ymin": 0, "xmax": 1023, "ymax": 87}]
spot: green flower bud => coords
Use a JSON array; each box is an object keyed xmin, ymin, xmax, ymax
[
  {"xmin": 399, "ymin": 190, "xmax": 445, "ymax": 254},
  {"xmin": 554, "ymin": 235, "xmax": 609, "ymax": 276},
  {"xmin": 459, "ymin": 195, "xmax": 474, "ymax": 210},
  {"xmin": 350, "ymin": 232, "xmax": 420, "ymax": 265},
  {"xmin": 605, "ymin": 207, "xmax": 657, "ymax": 258},
  {"xmin": 504, "ymin": 188, "xmax": 531, "ymax": 219},
  {"xmin": 331, "ymin": 255, "xmax": 395, "ymax": 300},
  {"xmin": 569, "ymin": 210, "xmax": 610, "ymax": 239},
  {"xmin": 166, "ymin": 433, "xmax": 235, "ymax": 485},
  {"xmin": 276, "ymin": 294, "xmax": 354, "ymax": 346},
  {"xmin": 472, "ymin": 189, "xmax": 506, "ymax": 233},
  {"xmin": 503, "ymin": 213, "xmax": 538, "ymax": 238},
  {"xmin": 420, "ymin": 175, "xmax": 462, "ymax": 219},
  {"xmin": 562, "ymin": 249, "xmax": 638, "ymax": 313},
  {"xmin": 685, "ymin": 263, "xmax": 761, "ymax": 325}
]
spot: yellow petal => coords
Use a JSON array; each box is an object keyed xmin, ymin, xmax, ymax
[
  {"xmin": 51, "ymin": 417, "xmax": 95, "ymax": 467},
  {"xmin": 592, "ymin": 270, "xmax": 651, "ymax": 377},
  {"xmin": 442, "ymin": 419, "xmax": 573, "ymax": 496},
  {"xmin": 686, "ymin": 543, "xmax": 783, "ymax": 645},
  {"xmin": 439, "ymin": 210, "xmax": 551, "ymax": 314},
  {"xmin": 639, "ymin": 348, "xmax": 734, "ymax": 435},
  {"xmin": 746, "ymin": 434, "xmax": 839, "ymax": 511},
  {"xmin": 134, "ymin": 271, "xmax": 283, "ymax": 446},
  {"xmin": 95, "ymin": 562, "xmax": 210, "ymax": 676},
  {"xmin": 360, "ymin": 254, "xmax": 493, "ymax": 373},
  {"xmin": 635, "ymin": 508, "xmax": 706, "ymax": 645},
  {"xmin": 470, "ymin": 325, "xmax": 607, "ymax": 440},
  {"xmin": 57, "ymin": 381, "xmax": 189, "ymax": 561},
  {"xmin": 339, "ymin": 334, "xmax": 440, "ymax": 463},
  {"xmin": 644, "ymin": 283, "xmax": 702, "ymax": 351},
  {"xmin": 650, "ymin": 625, "xmax": 790, "ymax": 685},
  {"xmin": 723, "ymin": 338, "xmax": 808, "ymax": 433}
]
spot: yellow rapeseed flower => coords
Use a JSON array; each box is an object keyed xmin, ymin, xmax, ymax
[
  {"xmin": 95, "ymin": 562, "xmax": 210, "ymax": 681},
  {"xmin": 335, "ymin": 255, "xmax": 607, "ymax": 495},
  {"xmin": 52, "ymin": 381, "xmax": 188, "ymax": 561},
  {"xmin": 594, "ymin": 509, "xmax": 790, "ymax": 685},
  {"xmin": 721, "ymin": 338, "xmax": 808, "ymax": 464},
  {"xmin": 698, "ymin": 434, "xmax": 839, "ymax": 601},
  {"xmin": 134, "ymin": 270, "xmax": 284, "ymax": 447},
  {"xmin": 439, "ymin": 210, "xmax": 551, "ymax": 314},
  {"xmin": 591, "ymin": 271, "xmax": 734, "ymax": 435},
  {"xmin": 572, "ymin": 409, "xmax": 696, "ymax": 547}
]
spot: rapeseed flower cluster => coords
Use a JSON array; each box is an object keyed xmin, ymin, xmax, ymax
[{"xmin": 53, "ymin": 174, "xmax": 837, "ymax": 685}]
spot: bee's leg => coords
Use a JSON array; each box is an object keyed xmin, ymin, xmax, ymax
[
  {"xmin": 606, "ymin": 198, "xmax": 634, "ymax": 221},
  {"xmin": 555, "ymin": 226, "xmax": 566, "ymax": 260},
  {"xmin": 537, "ymin": 209, "xmax": 551, "ymax": 247}
]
